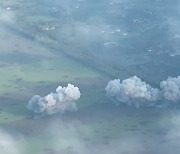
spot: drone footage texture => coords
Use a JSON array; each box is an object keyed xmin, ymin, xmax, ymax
[{"xmin": 0, "ymin": 0, "xmax": 180, "ymax": 154}]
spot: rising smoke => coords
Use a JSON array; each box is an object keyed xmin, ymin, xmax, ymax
[
  {"xmin": 27, "ymin": 84, "xmax": 81, "ymax": 114},
  {"xmin": 106, "ymin": 76, "xmax": 180, "ymax": 108},
  {"xmin": 160, "ymin": 76, "xmax": 180, "ymax": 103},
  {"xmin": 105, "ymin": 76, "xmax": 161, "ymax": 108}
]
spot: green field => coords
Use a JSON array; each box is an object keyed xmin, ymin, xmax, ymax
[{"xmin": 0, "ymin": 0, "xmax": 179, "ymax": 154}]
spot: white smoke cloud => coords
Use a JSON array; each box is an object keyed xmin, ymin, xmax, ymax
[
  {"xmin": 121, "ymin": 76, "xmax": 160, "ymax": 101},
  {"xmin": 0, "ymin": 129, "xmax": 22, "ymax": 154},
  {"xmin": 105, "ymin": 79, "xmax": 122, "ymax": 98},
  {"xmin": 106, "ymin": 75, "xmax": 180, "ymax": 107},
  {"xmin": 105, "ymin": 76, "xmax": 161, "ymax": 108},
  {"xmin": 27, "ymin": 84, "xmax": 81, "ymax": 114},
  {"xmin": 56, "ymin": 84, "xmax": 81, "ymax": 102},
  {"xmin": 160, "ymin": 76, "xmax": 180, "ymax": 103}
]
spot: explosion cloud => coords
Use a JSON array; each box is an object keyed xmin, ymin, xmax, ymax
[
  {"xmin": 105, "ymin": 76, "xmax": 161, "ymax": 108},
  {"xmin": 27, "ymin": 84, "xmax": 81, "ymax": 114},
  {"xmin": 160, "ymin": 76, "xmax": 180, "ymax": 103},
  {"xmin": 106, "ymin": 75, "xmax": 180, "ymax": 108}
]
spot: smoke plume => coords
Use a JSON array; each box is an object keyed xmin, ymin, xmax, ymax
[
  {"xmin": 105, "ymin": 76, "xmax": 161, "ymax": 108},
  {"xmin": 160, "ymin": 76, "xmax": 180, "ymax": 103},
  {"xmin": 106, "ymin": 75, "xmax": 180, "ymax": 108},
  {"xmin": 27, "ymin": 84, "xmax": 81, "ymax": 114}
]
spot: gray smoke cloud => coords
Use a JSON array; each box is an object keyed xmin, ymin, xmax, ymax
[
  {"xmin": 0, "ymin": 129, "xmax": 22, "ymax": 154},
  {"xmin": 160, "ymin": 76, "xmax": 180, "ymax": 103},
  {"xmin": 106, "ymin": 75, "xmax": 180, "ymax": 107},
  {"xmin": 27, "ymin": 84, "xmax": 81, "ymax": 114},
  {"xmin": 105, "ymin": 76, "xmax": 161, "ymax": 108}
]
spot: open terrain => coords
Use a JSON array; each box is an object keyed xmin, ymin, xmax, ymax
[{"xmin": 0, "ymin": 0, "xmax": 180, "ymax": 154}]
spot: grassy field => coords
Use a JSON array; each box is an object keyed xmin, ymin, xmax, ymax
[
  {"xmin": 0, "ymin": 58, "xmax": 100, "ymax": 93},
  {"xmin": 0, "ymin": 0, "xmax": 178, "ymax": 154}
]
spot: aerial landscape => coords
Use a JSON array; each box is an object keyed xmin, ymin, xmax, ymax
[{"xmin": 0, "ymin": 0, "xmax": 180, "ymax": 154}]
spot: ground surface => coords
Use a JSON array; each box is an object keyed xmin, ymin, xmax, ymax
[{"xmin": 0, "ymin": 0, "xmax": 180, "ymax": 154}]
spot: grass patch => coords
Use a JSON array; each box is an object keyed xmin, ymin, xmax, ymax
[{"xmin": 0, "ymin": 57, "xmax": 100, "ymax": 94}]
